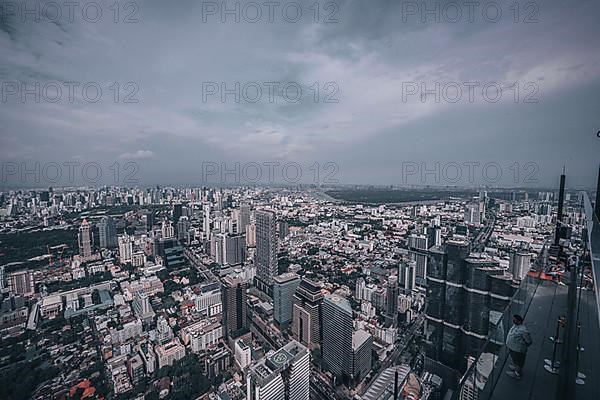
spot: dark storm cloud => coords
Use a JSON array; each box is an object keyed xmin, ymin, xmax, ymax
[{"xmin": 0, "ymin": 0, "xmax": 598, "ymax": 186}]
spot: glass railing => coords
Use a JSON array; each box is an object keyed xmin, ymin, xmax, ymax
[{"xmin": 452, "ymin": 265, "xmax": 544, "ymax": 400}]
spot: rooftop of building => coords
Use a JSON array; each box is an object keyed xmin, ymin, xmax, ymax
[
  {"xmin": 222, "ymin": 275, "xmax": 246, "ymax": 286},
  {"xmin": 299, "ymin": 277, "xmax": 321, "ymax": 289},
  {"xmin": 361, "ymin": 364, "xmax": 411, "ymax": 400},
  {"xmin": 273, "ymin": 272, "xmax": 300, "ymax": 284},
  {"xmin": 352, "ymin": 329, "xmax": 372, "ymax": 349},
  {"xmin": 248, "ymin": 340, "xmax": 308, "ymax": 386},
  {"xmin": 324, "ymin": 294, "xmax": 352, "ymax": 314}
]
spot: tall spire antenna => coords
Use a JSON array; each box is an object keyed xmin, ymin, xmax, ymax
[{"xmin": 555, "ymin": 170, "xmax": 566, "ymax": 246}]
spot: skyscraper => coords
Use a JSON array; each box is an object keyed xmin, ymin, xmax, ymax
[
  {"xmin": 464, "ymin": 203, "xmax": 482, "ymax": 226},
  {"xmin": 246, "ymin": 340, "xmax": 310, "ymax": 400},
  {"xmin": 425, "ymin": 240, "xmax": 516, "ymax": 374},
  {"xmin": 78, "ymin": 219, "xmax": 93, "ymax": 260},
  {"xmin": 385, "ymin": 275, "xmax": 399, "ymax": 327},
  {"xmin": 172, "ymin": 203, "xmax": 183, "ymax": 224},
  {"xmin": 118, "ymin": 234, "xmax": 134, "ymax": 264},
  {"xmin": 213, "ymin": 233, "xmax": 246, "ymax": 266},
  {"xmin": 239, "ymin": 204, "xmax": 251, "ymax": 234},
  {"xmin": 221, "ymin": 276, "xmax": 249, "ymax": 339},
  {"xmin": 0, "ymin": 266, "xmax": 5, "ymax": 291},
  {"xmin": 399, "ymin": 260, "xmax": 417, "ymax": 292},
  {"xmin": 351, "ymin": 329, "xmax": 373, "ymax": 388},
  {"xmin": 98, "ymin": 216, "xmax": 117, "ymax": 249},
  {"xmin": 145, "ymin": 210, "xmax": 155, "ymax": 232},
  {"xmin": 292, "ymin": 278, "xmax": 323, "ymax": 349},
  {"xmin": 277, "ymin": 220, "xmax": 289, "ymax": 239},
  {"xmin": 255, "ymin": 210, "xmax": 278, "ymax": 294},
  {"xmin": 355, "ymin": 277, "xmax": 366, "ymax": 300},
  {"xmin": 322, "ymin": 295, "xmax": 353, "ymax": 385},
  {"xmin": 407, "ymin": 233, "xmax": 428, "ymax": 250},
  {"xmin": 408, "ymin": 233, "xmax": 429, "ymax": 284},
  {"xmin": 203, "ymin": 204, "xmax": 211, "ymax": 240},
  {"xmin": 273, "ymin": 272, "xmax": 300, "ymax": 330},
  {"xmin": 161, "ymin": 219, "xmax": 174, "ymax": 239},
  {"xmin": 176, "ymin": 216, "xmax": 190, "ymax": 242},
  {"xmin": 427, "ymin": 226, "xmax": 442, "ymax": 248}
]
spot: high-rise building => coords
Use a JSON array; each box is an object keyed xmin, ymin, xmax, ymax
[
  {"xmin": 238, "ymin": 204, "xmax": 251, "ymax": 235},
  {"xmin": 203, "ymin": 204, "xmax": 211, "ymax": 240},
  {"xmin": 407, "ymin": 233, "xmax": 429, "ymax": 284},
  {"xmin": 161, "ymin": 219, "xmax": 175, "ymax": 239},
  {"xmin": 292, "ymin": 278, "xmax": 323, "ymax": 349},
  {"xmin": 221, "ymin": 276, "xmax": 248, "ymax": 339},
  {"xmin": 425, "ymin": 240, "xmax": 516, "ymax": 374},
  {"xmin": 235, "ymin": 339, "xmax": 252, "ymax": 370},
  {"xmin": 399, "ymin": 260, "xmax": 417, "ymax": 291},
  {"xmin": 0, "ymin": 266, "xmax": 5, "ymax": 292},
  {"xmin": 427, "ymin": 226, "xmax": 442, "ymax": 248},
  {"xmin": 145, "ymin": 211, "xmax": 155, "ymax": 232},
  {"xmin": 409, "ymin": 250, "xmax": 428, "ymax": 284},
  {"xmin": 464, "ymin": 203, "xmax": 482, "ymax": 226},
  {"xmin": 322, "ymin": 295, "xmax": 353, "ymax": 385},
  {"xmin": 118, "ymin": 234, "xmax": 134, "ymax": 264},
  {"xmin": 255, "ymin": 210, "xmax": 278, "ymax": 293},
  {"xmin": 132, "ymin": 290, "xmax": 155, "ymax": 321},
  {"xmin": 246, "ymin": 340, "xmax": 310, "ymax": 400},
  {"xmin": 351, "ymin": 329, "xmax": 373, "ymax": 388},
  {"xmin": 98, "ymin": 216, "xmax": 117, "ymax": 249},
  {"xmin": 213, "ymin": 233, "xmax": 246, "ymax": 266},
  {"xmin": 176, "ymin": 216, "xmax": 190, "ymax": 242},
  {"xmin": 155, "ymin": 338, "xmax": 186, "ymax": 369},
  {"xmin": 385, "ymin": 275, "xmax": 399, "ymax": 327},
  {"xmin": 273, "ymin": 272, "xmax": 300, "ymax": 329},
  {"xmin": 156, "ymin": 315, "xmax": 174, "ymax": 343},
  {"xmin": 78, "ymin": 219, "xmax": 94, "ymax": 260},
  {"xmin": 277, "ymin": 220, "xmax": 289, "ymax": 240},
  {"xmin": 372, "ymin": 287, "xmax": 387, "ymax": 311},
  {"xmin": 127, "ymin": 355, "xmax": 145, "ymax": 385},
  {"xmin": 355, "ymin": 277, "xmax": 366, "ymax": 300},
  {"xmin": 246, "ymin": 223, "xmax": 256, "ymax": 247},
  {"xmin": 172, "ymin": 203, "xmax": 183, "ymax": 224},
  {"xmin": 407, "ymin": 233, "xmax": 428, "ymax": 250},
  {"xmin": 195, "ymin": 284, "xmax": 223, "ymax": 317}
]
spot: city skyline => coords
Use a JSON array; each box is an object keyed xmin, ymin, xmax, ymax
[{"xmin": 1, "ymin": 1, "xmax": 599, "ymax": 399}]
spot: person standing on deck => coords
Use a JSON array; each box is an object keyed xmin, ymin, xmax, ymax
[{"xmin": 506, "ymin": 314, "xmax": 532, "ymax": 379}]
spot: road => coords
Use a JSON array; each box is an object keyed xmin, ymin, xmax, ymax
[
  {"xmin": 381, "ymin": 313, "xmax": 425, "ymax": 371},
  {"xmin": 362, "ymin": 313, "xmax": 425, "ymax": 397},
  {"xmin": 473, "ymin": 209, "xmax": 496, "ymax": 252},
  {"xmin": 311, "ymin": 373, "xmax": 340, "ymax": 400}
]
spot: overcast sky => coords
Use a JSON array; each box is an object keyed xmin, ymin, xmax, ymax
[{"xmin": 1, "ymin": 0, "xmax": 599, "ymax": 188}]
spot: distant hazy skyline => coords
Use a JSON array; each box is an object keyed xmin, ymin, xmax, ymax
[{"xmin": 1, "ymin": 0, "xmax": 599, "ymax": 188}]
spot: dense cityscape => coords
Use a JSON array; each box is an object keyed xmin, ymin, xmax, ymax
[
  {"xmin": 2, "ymin": 1, "xmax": 600, "ymax": 399},
  {"xmin": 1, "ymin": 171, "xmax": 598, "ymax": 400}
]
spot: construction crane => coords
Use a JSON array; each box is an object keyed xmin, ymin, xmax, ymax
[
  {"xmin": 47, "ymin": 245, "xmax": 53, "ymax": 266},
  {"xmin": 58, "ymin": 245, "xmax": 66, "ymax": 264}
]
